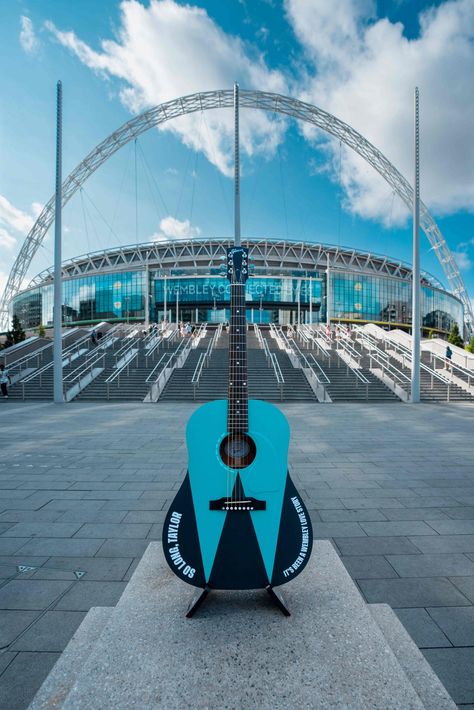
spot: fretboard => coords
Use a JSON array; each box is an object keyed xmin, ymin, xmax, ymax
[{"xmin": 227, "ymin": 282, "xmax": 248, "ymax": 433}]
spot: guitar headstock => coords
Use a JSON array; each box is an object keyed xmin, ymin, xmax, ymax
[{"xmin": 226, "ymin": 247, "xmax": 249, "ymax": 284}]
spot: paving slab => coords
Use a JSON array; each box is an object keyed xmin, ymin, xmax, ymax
[
  {"xmin": 427, "ymin": 606, "xmax": 474, "ymax": 646},
  {"xmin": 358, "ymin": 577, "xmax": 472, "ymax": 608},
  {"xmin": 387, "ymin": 553, "xmax": 474, "ymax": 578},
  {"xmin": 422, "ymin": 648, "xmax": 474, "ymax": 705},
  {"xmin": 394, "ymin": 608, "xmax": 451, "ymax": 648}
]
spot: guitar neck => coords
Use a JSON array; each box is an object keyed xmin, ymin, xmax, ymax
[{"xmin": 228, "ymin": 282, "xmax": 248, "ymax": 434}]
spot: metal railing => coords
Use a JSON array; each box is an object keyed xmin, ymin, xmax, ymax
[
  {"xmin": 191, "ymin": 353, "xmax": 207, "ymax": 399},
  {"xmin": 19, "ymin": 326, "xmax": 113, "ymax": 394},
  {"xmin": 145, "ymin": 336, "xmax": 195, "ymax": 402},
  {"xmin": 427, "ymin": 352, "xmax": 474, "ymax": 390},
  {"xmin": 290, "ymin": 337, "xmax": 331, "ymax": 402},
  {"xmin": 355, "ymin": 325, "xmax": 456, "ymax": 401}
]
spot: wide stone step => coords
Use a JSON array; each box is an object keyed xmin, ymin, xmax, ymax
[{"xmin": 29, "ymin": 541, "xmax": 455, "ymax": 710}]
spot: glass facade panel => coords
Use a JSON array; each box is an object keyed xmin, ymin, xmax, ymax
[{"xmin": 12, "ymin": 266, "xmax": 463, "ymax": 334}]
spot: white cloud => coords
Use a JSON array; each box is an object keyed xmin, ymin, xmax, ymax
[
  {"xmin": 453, "ymin": 250, "xmax": 471, "ymax": 271},
  {"xmin": 20, "ymin": 16, "xmax": 39, "ymax": 55},
  {"xmin": 0, "ymin": 194, "xmax": 34, "ymax": 234},
  {"xmin": 0, "ymin": 229, "xmax": 17, "ymax": 250},
  {"xmin": 151, "ymin": 216, "xmax": 201, "ymax": 242},
  {"xmin": 285, "ymin": 0, "xmax": 474, "ymax": 224},
  {"xmin": 45, "ymin": 0, "xmax": 287, "ymax": 176}
]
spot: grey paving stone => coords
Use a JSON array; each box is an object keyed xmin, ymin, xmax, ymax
[
  {"xmin": 18, "ymin": 538, "xmax": 105, "ymax": 557},
  {"xmin": 1, "ymin": 522, "xmax": 83, "ymax": 538},
  {"xmin": 0, "ymin": 610, "xmax": 39, "ymax": 647},
  {"xmin": 359, "ymin": 521, "xmax": 438, "ymax": 536},
  {"xmin": 445, "ymin": 507, "xmax": 474, "ymax": 519},
  {"xmin": 394, "ymin": 608, "xmax": 451, "ymax": 648},
  {"xmin": 122, "ymin": 510, "xmax": 167, "ymax": 524},
  {"xmin": 304, "ymin": 498, "xmax": 346, "ymax": 510},
  {"xmin": 11, "ymin": 610, "xmax": 86, "ymax": 652},
  {"xmin": 422, "ymin": 648, "xmax": 474, "ymax": 704},
  {"xmin": 427, "ymin": 519, "xmax": 474, "ymax": 535},
  {"xmin": 427, "ymin": 607, "xmax": 474, "ymax": 647},
  {"xmin": 95, "ymin": 539, "xmax": 151, "ymax": 557},
  {"xmin": 73, "ymin": 523, "xmax": 151, "ymax": 539},
  {"xmin": 40, "ymin": 556, "xmax": 133, "ymax": 581},
  {"xmin": 319, "ymin": 509, "xmax": 387, "ymax": 522},
  {"xmin": 0, "ymin": 580, "xmax": 72, "ymax": 610},
  {"xmin": 402, "ymin": 497, "xmax": 461, "ymax": 508},
  {"xmin": 56, "ymin": 510, "xmax": 127, "ymax": 523},
  {"xmin": 0, "ymin": 510, "xmax": 63, "ymax": 523},
  {"xmin": 409, "ymin": 535, "xmax": 474, "ymax": 554},
  {"xmin": 0, "ymin": 652, "xmax": 16, "ymax": 676},
  {"xmin": 0, "ymin": 538, "xmax": 28, "ymax": 555},
  {"xmin": 380, "ymin": 508, "xmax": 450, "ymax": 521},
  {"xmin": 341, "ymin": 555, "xmax": 399, "ymax": 580},
  {"xmin": 450, "ymin": 577, "xmax": 474, "ymax": 603},
  {"xmin": 358, "ymin": 578, "xmax": 471, "ymax": 608},
  {"xmin": 387, "ymin": 554, "xmax": 474, "ymax": 578},
  {"xmin": 310, "ymin": 522, "xmax": 367, "ymax": 538},
  {"xmin": 334, "ymin": 536, "xmax": 421, "ymax": 556},
  {"xmin": 0, "ymin": 651, "xmax": 60, "ymax": 710},
  {"xmin": 55, "ymin": 581, "xmax": 127, "ymax": 611},
  {"xmin": 341, "ymin": 497, "xmax": 405, "ymax": 509}
]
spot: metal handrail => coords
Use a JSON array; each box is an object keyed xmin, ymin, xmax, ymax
[
  {"xmin": 428, "ymin": 352, "xmax": 474, "ymax": 387},
  {"xmin": 145, "ymin": 352, "xmax": 173, "ymax": 383},
  {"xmin": 354, "ymin": 327, "xmax": 410, "ymax": 388},
  {"xmin": 191, "ymin": 353, "xmax": 207, "ymax": 399},
  {"xmin": 62, "ymin": 351, "xmax": 107, "ymax": 400},
  {"xmin": 298, "ymin": 325, "xmax": 331, "ymax": 361}
]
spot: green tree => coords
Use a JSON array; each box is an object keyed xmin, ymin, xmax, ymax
[
  {"xmin": 5, "ymin": 315, "xmax": 26, "ymax": 348},
  {"xmin": 465, "ymin": 336, "xmax": 474, "ymax": 354},
  {"xmin": 448, "ymin": 323, "xmax": 464, "ymax": 348},
  {"xmin": 37, "ymin": 324, "xmax": 46, "ymax": 338}
]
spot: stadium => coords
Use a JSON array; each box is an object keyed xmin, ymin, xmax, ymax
[{"xmin": 12, "ymin": 237, "xmax": 463, "ymax": 335}]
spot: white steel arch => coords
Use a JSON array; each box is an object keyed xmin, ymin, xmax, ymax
[{"xmin": 1, "ymin": 89, "xmax": 472, "ymax": 334}]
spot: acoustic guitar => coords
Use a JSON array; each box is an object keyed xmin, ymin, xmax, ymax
[
  {"xmin": 162, "ymin": 84, "xmax": 312, "ymax": 615},
  {"xmin": 162, "ymin": 246, "xmax": 313, "ymax": 612}
]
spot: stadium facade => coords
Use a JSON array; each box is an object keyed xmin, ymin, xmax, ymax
[{"xmin": 12, "ymin": 238, "xmax": 463, "ymax": 335}]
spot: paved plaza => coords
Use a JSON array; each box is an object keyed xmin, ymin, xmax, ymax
[{"xmin": 0, "ymin": 400, "xmax": 473, "ymax": 708}]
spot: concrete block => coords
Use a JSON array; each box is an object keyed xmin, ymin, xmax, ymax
[
  {"xmin": 28, "ymin": 607, "xmax": 112, "ymax": 710},
  {"xmin": 48, "ymin": 542, "xmax": 454, "ymax": 709}
]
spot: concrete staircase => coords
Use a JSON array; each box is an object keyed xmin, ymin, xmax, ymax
[
  {"xmin": 296, "ymin": 333, "xmax": 400, "ymax": 402},
  {"xmin": 160, "ymin": 330, "xmax": 317, "ymax": 402},
  {"xmin": 357, "ymin": 333, "xmax": 474, "ymax": 402}
]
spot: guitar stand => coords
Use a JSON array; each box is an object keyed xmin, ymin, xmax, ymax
[
  {"xmin": 266, "ymin": 585, "xmax": 291, "ymax": 616},
  {"xmin": 186, "ymin": 586, "xmax": 211, "ymax": 618},
  {"xmin": 185, "ymin": 585, "xmax": 291, "ymax": 618}
]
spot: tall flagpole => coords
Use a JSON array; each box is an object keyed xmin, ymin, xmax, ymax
[
  {"xmin": 234, "ymin": 83, "xmax": 240, "ymax": 247},
  {"xmin": 411, "ymin": 87, "xmax": 421, "ymax": 403},
  {"xmin": 53, "ymin": 81, "xmax": 64, "ymax": 403}
]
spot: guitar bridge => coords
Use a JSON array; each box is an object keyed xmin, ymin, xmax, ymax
[{"xmin": 209, "ymin": 497, "xmax": 266, "ymax": 512}]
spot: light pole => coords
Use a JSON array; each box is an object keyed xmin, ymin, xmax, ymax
[
  {"xmin": 259, "ymin": 295, "xmax": 263, "ymax": 324},
  {"xmin": 309, "ymin": 276, "xmax": 312, "ymax": 325},
  {"xmin": 144, "ymin": 260, "xmax": 150, "ymax": 329},
  {"xmin": 53, "ymin": 80, "xmax": 63, "ymax": 403},
  {"xmin": 326, "ymin": 252, "xmax": 331, "ymax": 327},
  {"xmin": 411, "ymin": 87, "xmax": 421, "ymax": 403},
  {"xmin": 124, "ymin": 297, "xmax": 130, "ymax": 325}
]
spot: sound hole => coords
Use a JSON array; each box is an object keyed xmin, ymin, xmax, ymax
[{"xmin": 220, "ymin": 433, "xmax": 256, "ymax": 469}]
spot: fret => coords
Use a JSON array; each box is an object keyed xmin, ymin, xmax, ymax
[{"xmin": 228, "ymin": 279, "xmax": 248, "ymax": 435}]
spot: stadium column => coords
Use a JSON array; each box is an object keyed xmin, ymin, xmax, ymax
[
  {"xmin": 53, "ymin": 80, "xmax": 64, "ymax": 404},
  {"xmin": 411, "ymin": 87, "xmax": 421, "ymax": 403},
  {"xmin": 144, "ymin": 260, "xmax": 149, "ymax": 329}
]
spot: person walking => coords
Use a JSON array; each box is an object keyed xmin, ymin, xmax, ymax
[
  {"xmin": 91, "ymin": 329, "xmax": 97, "ymax": 346},
  {"xmin": 0, "ymin": 364, "xmax": 11, "ymax": 399},
  {"xmin": 445, "ymin": 345, "xmax": 453, "ymax": 370}
]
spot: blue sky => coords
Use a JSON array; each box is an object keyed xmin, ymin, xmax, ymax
[{"xmin": 0, "ymin": 0, "xmax": 473, "ymax": 311}]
